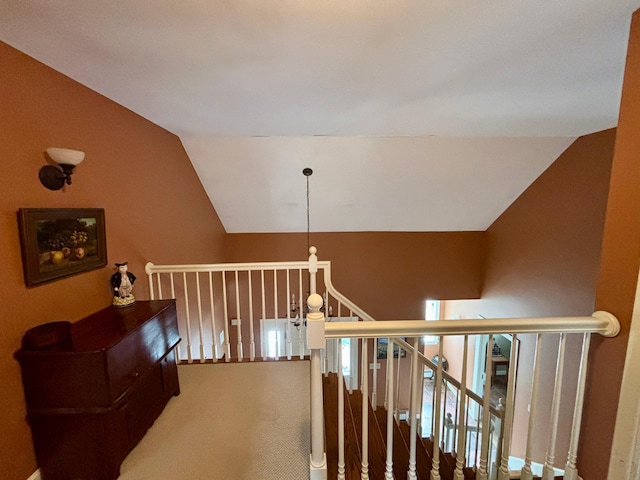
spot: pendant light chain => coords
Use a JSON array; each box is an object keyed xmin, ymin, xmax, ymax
[
  {"xmin": 306, "ymin": 174, "xmax": 310, "ymax": 252},
  {"xmin": 303, "ymin": 167, "xmax": 313, "ymax": 253}
]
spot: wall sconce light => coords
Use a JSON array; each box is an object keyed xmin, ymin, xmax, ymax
[{"xmin": 39, "ymin": 147, "xmax": 85, "ymax": 190}]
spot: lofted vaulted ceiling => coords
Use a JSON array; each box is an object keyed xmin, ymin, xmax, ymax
[{"xmin": 2, "ymin": 1, "xmax": 638, "ymax": 232}]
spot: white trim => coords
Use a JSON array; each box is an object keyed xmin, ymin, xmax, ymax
[
  {"xmin": 508, "ymin": 456, "xmax": 563, "ymax": 478},
  {"xmin": 608, "ymin": 265, "xmax": 640, "ymax": 480},
  {"xmin": 26, "ymin": 469, "xmax": 41, "ymax": 480}
]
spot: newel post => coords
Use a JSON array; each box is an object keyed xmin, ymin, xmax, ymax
[{"xmin": 307, "ymin": 293, "xmax": 327, "ymax": 480}]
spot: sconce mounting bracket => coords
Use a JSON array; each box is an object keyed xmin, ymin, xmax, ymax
[{"xmin": 39, "ymin": 165, "xmax": 65, "ymax": 191}]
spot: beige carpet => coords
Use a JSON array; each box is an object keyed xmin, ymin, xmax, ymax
[{"xmin": 119, "ymin": 361, "xmax": 311, "ymax": 480}]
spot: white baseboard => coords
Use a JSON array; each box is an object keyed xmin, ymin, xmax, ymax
[{"xmin": 26, "ymin": 469, "xmax": 41, "ymax": 480}]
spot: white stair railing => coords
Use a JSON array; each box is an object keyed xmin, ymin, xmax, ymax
[
  {"xmin": 322, "ymin": 312, "xmax": 619, "ymax": 480},
  {"xmin": 146, "ymin": 246, "xmax": 620, "ymax": 480},
  {"xmin": 146, "ymin": 258, "xmax": 320, "ymax": 362},
  {"xmin": 146, "ymin": 247, "xmax": 365, "ymax": 364}
]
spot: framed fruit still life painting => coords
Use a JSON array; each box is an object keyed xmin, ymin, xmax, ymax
[{"xmin": 18, "ymin": 208, "xmax": 107, "ymax": 287}]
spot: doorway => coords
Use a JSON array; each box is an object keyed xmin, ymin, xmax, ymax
[
  {"xmin": 325, "ymin": 316, "xmax": 359, "ymax": 391},
  {"xmin": 472, "ymin": 332, "xmax": 511, "ymax": 408}
]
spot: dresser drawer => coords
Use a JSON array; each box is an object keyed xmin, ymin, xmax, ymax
[
  {"xmin": 106, "ymin": 303, "xmax": 179, "ymax": 402},
  {"xmin": 16, "ymin": 301, "xmax": 180, "ymax": 410}
]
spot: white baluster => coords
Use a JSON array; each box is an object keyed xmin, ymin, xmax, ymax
[
  {"xmin": 273, "ymin": 270, "xmax": 279, "ymax": 361},
  {"xmin": 195, "ymin": 272, "xmax": 205, "ymax": 362},
  {"xmin": 286, "ymin": 270, "xmax": 292, "ymax": 360},
  {"xmin": 361, "ymin": 338, "xmax": 369, "ymax": 480},
  {"xmin": 248, "ymin": 271, "xmax": 255, "ymax": 361},
  {"xmin": 234, "ymin": 271, "xmax": 243, "ymax": 361},
  {"xmin": 261, "ymin": 270, "xmax": 266, "ymax": 361},
  {"xmin": 542, "ymin": 333, "xmax": 566, "ymax": 480},
  {"xmin": 338, "ymin": 337, "xmax": 346, "ymax": 480},
  {"xmin": 384, "ymin": 339, "xmax": 390, "ymax": 411},
  {"xmin": 298, "ymin": 269, "xmax": 304, "ymax": 358},
  {"xmin": 564, "ymin": 333, "xmax": 591, "ymax": 480},
  {"xmin": 183, "ymin": 272, "xmax": 193, "ymax": 363},
  {"xmin": 394, "ymin": 344, "xmax": 401, "ymax": 418},
  {"xmin": 418, "ymin": 368, "xmax": 425, "ymax": 438},
  {"xmin": 430, "ymin": 338, "xmax": 444, "ymax": 480},
  {"xmin": 430, "ymin": 372, "xmax": 437, "ymax": 439},
  {"xmin": 498, "ymin": 334, "xmax": 519, "ymax": 480},
  {"xmin": 170, "ymin": 273, "xmax": 179, "ymax": 362},
  {"xmin": 477, "ymin": 335, "xmax": 494, "ymax": 480},
  {"xmin": 208, "ymin": 272, "xmax": 218, "ymax": 362},
  {"xmin": 157, "ymin": 272, "xmax": 163, "ymax": 299},
  {"xmin": 385, "ymin": 338, "xmax": 395, "ymax": 480},
  {"xmin": 442, "ymin": 382, "xmax": 449, "ymax": 448},
  {"xmin": 454, "ymin": 335, "xmax": 469, "ymax": 480},
  {"xmin": 222, "ymin": 272, "xmax": 230, "ymax": 362},
  {"xmin": 372, "ymin": 338, "xmax": 378, "ymax": 411},
  {"xmin": 408, "ymin": 337, "xmax": 421, "ymax": 480},
  {"xmin": 445, "ymin": 413, "xmax": 454, "ymax": 453},
  {"xmin": 521, "ymin": 334, "xmax": 543, "ymax": 480},
  {"xmin": 169, "ymin": 272, "xmax": 176, "ymax": 299}
]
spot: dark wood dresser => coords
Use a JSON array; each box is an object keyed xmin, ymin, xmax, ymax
[{"xmin": 15, "ymin": 300, "xmax": 181, "ymax": 480}]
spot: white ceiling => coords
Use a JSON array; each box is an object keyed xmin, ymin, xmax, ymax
[{"xmin": 2, "ymin": 1, "xmax": 638, "ymax": 232}]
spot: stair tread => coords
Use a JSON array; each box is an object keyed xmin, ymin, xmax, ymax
[
  {"xmin": 322, "ymin": 373, "xmax": 363, "ymax": 480},
  {"xmin": 374, "ymin": 407, "xmax": 413, "ymax": 479},
  {"xmin": 398, "ymin": 418, "xmax": 437, "ymax": 479},
  {"xmin": 349, "ymin": 390, "xmax": 391, "ymax": 480}
]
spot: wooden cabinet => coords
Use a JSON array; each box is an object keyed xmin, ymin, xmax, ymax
[{"xmin": 15, "ymin": 300, "xmax": 181, "ymax": 480}]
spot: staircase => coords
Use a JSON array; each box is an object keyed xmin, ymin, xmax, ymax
[
  {"xmin": 145, "ymin": 247, "xmax": 621, "ymax": 480},
  {"xmin": 323, "ymin": 373, "xmax": 563, "ymax": 480}
]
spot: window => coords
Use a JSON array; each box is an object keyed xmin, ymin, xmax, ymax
[{"xmin": 424, "ymin": 299, "xmax": 440, "ymax": 345}]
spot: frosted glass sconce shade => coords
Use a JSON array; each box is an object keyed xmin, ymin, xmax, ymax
[{"xmin": 40, "ymin": 148, "xmax": 85, "ymax": 190}]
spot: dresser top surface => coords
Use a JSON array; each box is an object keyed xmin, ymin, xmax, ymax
[{"xmin": 16, "ymin": 300, "xmax": 176, "ymax": 355}]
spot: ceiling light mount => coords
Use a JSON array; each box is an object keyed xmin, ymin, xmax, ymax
[{"xmin": 39, "ymin": 148, "xmax": 85, "ymax": 190}]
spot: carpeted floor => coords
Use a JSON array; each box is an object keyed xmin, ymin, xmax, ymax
[{"xmin": 119, "ymin": 360, "xmax": 311, "ymax": 480}]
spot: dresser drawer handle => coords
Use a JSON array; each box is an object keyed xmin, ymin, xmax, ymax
[{"xmin": 128, "ymin": 372, "xmax": 140, "ymax": 379}]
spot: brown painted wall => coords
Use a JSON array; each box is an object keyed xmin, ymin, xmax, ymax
[
  {"xmin": 443, "ymin": 128, "xmax": 616, "ymax": 464},
  {"xmin": 581, "ymin": 10, "xmax": 640, "ymax": 479},
  {"xmin": 0, "ymin": 42, "xmax": 227, "ymax": 480},
  {"xmin": 226, "ymin": 231, "xmax": 486, "ymax": 320}
]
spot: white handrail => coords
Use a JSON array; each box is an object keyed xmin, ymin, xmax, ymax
[
  {"xmin": 323, "ymin": 312, "xmax": 620, "ymax": 338},
  {"xmin": 321, "ymin": 262, "xmax": 376, "ymax": 323},
  {"xmin": 146, "ymin": 260, "xmax": 314, "ymax": 273}
]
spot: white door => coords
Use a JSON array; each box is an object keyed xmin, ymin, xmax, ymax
[{"xmin": 260, "ymin": 318, "xmax": 308, "ymax": 359}]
